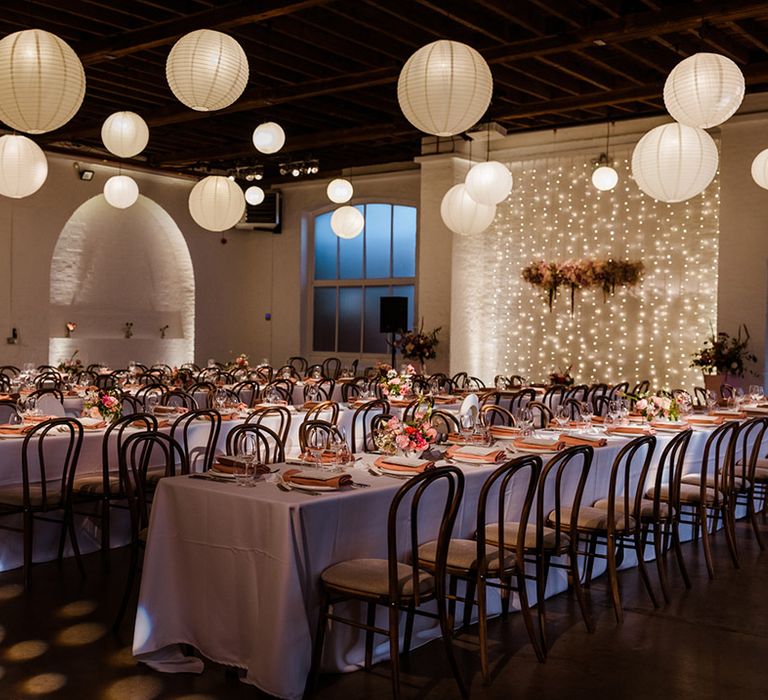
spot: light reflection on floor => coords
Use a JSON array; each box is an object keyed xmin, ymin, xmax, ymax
[
  {"xmin": 106, "ymin": 646, "xmax": 136, "ymax": 669},
  {"xmin": 0, "ymin": 583, "xmax": 24, "ymax": 601},
  {"xmin": 56, "ymin": 600, "xmax": 99, "ymax": 619},
  {"xmin": 133, "ymin": 606, "xmax": 152, "ymax": 648},
  {"xmin": 55, "ymin": 622, "xmax": 107, "ymax": 647},
  {"xmin": 20, "ymin": 672, "xmax": 68, "ymax": 695},
  {"xmin": 3, "ymin": 640, "xmax": 49, "ymax": 661},
  {"xmin": 102, "ymin": 675, "xmax": 164, "ymax": 700}
]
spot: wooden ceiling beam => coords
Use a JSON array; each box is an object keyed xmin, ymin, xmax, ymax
[
  {"xmin": 692, "ymin": 24, "xmax": 752, "ymax": 64},
  {"xmin": 728, "ymin": 19, "xmax": 768, "ymax": 53}
]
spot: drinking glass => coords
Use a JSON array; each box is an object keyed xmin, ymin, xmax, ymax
[
  {"xmin": 307, "ymin": 431, "xmax": 326, "ymax": 469},
  {"xmin": 753, "ymin": 385, "xmax": 766, "ymax": 404},
  {"xmin": 580, "ymin": 402, "xmax": 594, "ymax": 432},
  {"xmin": 146, "ymin": 394, "xmax": 160, "ymax": 416},
  {"xmin": 705, "ymin": 389, "xmax": 718, "ymax": 413},
  {"xmin": 516, "ymin": 406, "xmax": 534, "ymax": 437},
  {"xmin": 554, "ymin": 405, "xmax": 570, "ymax": 429},
  {"xmin": 214, "ymin": 387, "xmax": 228, "ymax": 410},
  {"xmin": 618, "ymin": 398, "xmax": 630, "ymax": 424},
  {"xmin": 8, "ymin": 409, "xmax": 22, "ymax": 427},
  {"xmin": 733, "ymin": 387, "xmax": 745, "ymax": 408},
  {"xmin": 282, "ymin": 368, "xmax": 291, "ymax": 380},
  {"xmin": 608, "ymin": 400, "xmax": 621, "ymax": 423},
  {"xmin": 235, "ymin": 435, "xmax": 258, "ymax": 487},
  {"xmin": 459, "ymin": 411, "xmax": 475, "ymax": 441}
]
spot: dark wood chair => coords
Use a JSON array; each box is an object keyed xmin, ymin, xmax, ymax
[
  {"xmin": 430, "ymin": 409, "xmax": 460, "ymax": 439},
  {"xmin": 298, "ymin": 419, "xmax": 342, "ymax": 454},
  {"xmin": 246, "ymin": 405, "xmax": 292, "ymax": 447},
  {"xmin": 322, "ymin": 357, "xmax": 342, "ymax": 379},
  {"xmin": 288, "ymin": 356, "xmax": 308, "ymax": 374},
  {"xmin": 542, "ymin": 384, "xmax": 566, "ymax": 410},
  {"xmin": 303, "ymin": 378, "xmax": 335, "ymax": 402},
  {"xmin": 303, "ymin": 400, "xmax": 340, "ymax": 425},
  {"xmin": 528, "ymin": 400, "xmax": 553, "ymax": 429},
  {"xmin": 232, "ymin": 380, "xmax": 261, "ymax": 407},
  {"xmin": 479, "ymin": 404, "xmax": 515, "ymax": 427},
  {"xmin": 225, "ymin": 423, "xmax": 285, "ymax": 465},
  {"xmin": 350, "ymin": 398, "xmax": 389, "ymax": 453},
  {"xmin": 170, "ymin": 409, "xmax": 222, "ymax": 474},
  {"xmin": 160, "ymin": 389, "xmax": 198, "ymax": 410},
  {"xmin": 734, "ymin": 417, "xmax": 768, "ymax": 550}
]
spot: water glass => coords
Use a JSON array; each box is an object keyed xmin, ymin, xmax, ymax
[
  {"xmin": 608, "ymin": 400, "xmax": 621, "ymax": 423},
  {"xmin": 580, "ymin": 402, "xmax": 594, "ymax": 432},
  {"xmin": 235, "ymin": 435, "xmax": 258, "ymax": 487},
  {"xmin": 733, "ymin": 387, "xmax": 745, "ymax": 408},
  {"xmin": 516, "ymin": 406, "xmax": 534, "ymax": 437},
  {"xmin": 307, "ymin": 431, "xmax": 327, "ymax": 468},
  {"xmin": 459, "ymin": 411, "xmax": 475, "ymax": 441}
]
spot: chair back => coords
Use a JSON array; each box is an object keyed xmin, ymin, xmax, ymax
[
  {"xmin": 27, "ymin": 389, "xmax": 65, "ymax": 417},
  {"xmin": 304, "ymin": 400, "xmax": 340, "ymax": 425},
  {"xmin": 737, "ymin": 417, "xmax": 768, "ymax": 485},
  {"xmin": 608, "ymin": 382, "xmax": 629, "ymax": 400},
  {"xmin": 350, "ymin": 398, "xmax": 389, "ymax": 453},
  {"xmin": 479, "ymin": 404, "xmax": 515, "ymax": 427},
  {"xmin": 632, "ymin": 379, "xmax": 650, "ymax": 395},
  {"xmin": 246, "ymin": 405, "xmax": 292, "ymax": 446},
  {"xmin": 341, "ymin": 380, "xmax": 363, "ymax": 402},
  {"xmin": 648, "ymin": 428, "xmax": 693, "ymax": 519},
  {"xmin": 322, "ymin": 357, "xmax": 341, "ymax": 380},
  {"xmin": 429, "ymin": 409, "xmax": 460, "ymax": 439},
  {"xmin": 232, "ymin": 380, "xmax": 261, "ymax": 407},
  {"xmin": 403, "ymin": 396, "xmax": 434, "ymax": 423},
  {"xmin": 262, "ymin": 379, "xmax": 294, "ymax": 404},
  {"xmin": 0, "ymin": 399, "xmax": 19, "ymax": 423},
  {"xmin": 298, "ymin": 419, "xmax": 342, "ymax": 453},
  {"xmin": 101, "ymin": 413, "xmax": 157, "ymax": 496},
  {"xmin": 170, "ymin": 409, "xmax": 221, "ymax": 473},
  {"xmin": 528, "ymin": 400, "xmax": 553, "ymax": 429},
  {"xmin": 506, "ymin": 388, "xmax": 535, "ymax": 415},
  {"xmin": 304, "ymin": 378, "xmax": 335, "ymax": 402},
  {"xmin": 136, "ymin": 384, "xmax": 167, "ymax": 409},
  {"xmin": 226, "ymin": 423, "xmax": 285, "ymax": 464},
  {"xmin": 121, "ymin": 394, "xmax": 142, "ymax": 415},
  {"xmin": 542, "ymin": 384, "xmax": 565, "ymax": 410},
  {"xmin": 564, "ymin": 384, "xmax": 589, "ymax": 402},
  {"xmin": 698, "ymin": 420, "xmax": 741, "ymax": 504},
  {"xmin": 604, "ymin": 435, "xmax": 656, "ymax": 530},
  {"xmin": 161, "ymin": 389, "xmax": 198, "ymax": 410},
  {"xmin": 288, "ymin": 356, "xmax": 308, "ymax": 374},
  {"xmin": 387, "ymin": 466, "xmax": 464, "ymax": 606}
]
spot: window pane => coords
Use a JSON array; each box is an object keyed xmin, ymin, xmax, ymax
[
  {"xmin": 338, "ymin": 287, "xmax": 362, "ymax": 353},
  {"xmin": 392, "ymin": 285, "xmax": 415, "ymax": 332},
  {"xmin": 363, "ymin": 286, "xmax": 389, "ymax": 354},
  {"xmin": 313, "ymin": 287, "xmax": 336, "ymax": 352},
  {"xmin": 364, "ymin": 204, "xmax": 392, "ymax": 279},
  {"xmin": 314, "ymin": 212, "xmax": 337, "ymax": 280},
  {"xmin": 392, "ymin": 206, "xmax": 416, "ymax": 278},
  {"xmin": 339, "ymin": 229, "xmax": 364, "ymax": 279}
]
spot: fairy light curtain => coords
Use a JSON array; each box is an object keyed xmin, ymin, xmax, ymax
[{"xmin": 451, "ymin": 145, "xmax": 719, "ymax": 390}]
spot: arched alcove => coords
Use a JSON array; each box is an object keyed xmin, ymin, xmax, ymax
[{"xmin": 48, "ymin": 194, "xmax": 194, "ymax": 367}]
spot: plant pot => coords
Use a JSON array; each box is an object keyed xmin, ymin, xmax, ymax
[{"xmin": 702, "ymin": 373, "xmax": 750, "ymax": 395}]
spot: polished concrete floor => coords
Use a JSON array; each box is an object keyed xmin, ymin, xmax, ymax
[{"xmin": 0, "ymin": 519, "xmax": 767, "ymax": 699}]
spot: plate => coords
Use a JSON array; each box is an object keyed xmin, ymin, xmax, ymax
[
  {"xmin": 283, "ymin": 479, "xmax": 343, "ymax": 491},
  {"xmin": 511, "ymin": 445, "xmax": 559, "ymax": 454},
  {"xmin": 208, "ymin": 468, "xmax": 236, "ymax": 479}
]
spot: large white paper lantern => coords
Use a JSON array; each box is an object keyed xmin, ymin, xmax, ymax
[
  {"xmin": 397, "ymin": 40, "xmax": 493, "ymax": 136},
  {"xmin": 188, "ymin": 175, "xmax": 245, "ymax": 231},
  {"xmin": 751, "ymin": 149, "xmax": 768, "ymax": 190},
  {"xmin": 101, "ymin": 111, "xmax": 149, "ymax": 158},
  {"xmin": 245, "ymin": 185, "xmax": 265, "ymax": 205},
  {"xmin": 663, "ymin": 53, "xmax": 745, "ymax": 129},
  {"xmin": 440, "ymin": 183, "xmax": 496, "ymax": 236},
  {"xmin": 465, "ymin": 161, "xmax": 512, "ymax": 205},
  {"xmin": 0, "ymin": 29, "xmax": 85, "ymax": 134},
  {"xmin": 591, "ymin": 165, "xmax": 619, "ymax": 191},
  {"xmin": 0, "ymin": 134, "xmax": 48, "ymax": 198},
  {"xmin": 103, "ymin": 175, "xmax": 139, "ymax": 209},
  {"xmin": 252, "ymin": 122, "xmax": 285, "ymax": 154},
  {"xmin": 327, "ymin": 178, "xmax": 353, "ymax": 203},
  {"xmin": 631, "ymin": 123, "xmax": 718, "ymax": 203},
  {"xmin": 331, "ymin": 206, "xmax": 364, "ymax": 239},
  {"xmin": 166, "ymin": 29, "xmax": 248, "ymax": 111}
]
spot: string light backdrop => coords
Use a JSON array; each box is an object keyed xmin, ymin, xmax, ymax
[{"xmin": 450, "ymin": 145, "xmax": 719, "ymax": 390}]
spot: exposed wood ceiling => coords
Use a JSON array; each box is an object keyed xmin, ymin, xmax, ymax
[{"xmin": 2, "ymin": 0, "xmax": 768, "ymax": 182}]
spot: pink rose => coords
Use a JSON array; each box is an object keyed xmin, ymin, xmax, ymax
[{"xmin": 636, "ymin": 399, "xmax": 647, "ymax": 411}]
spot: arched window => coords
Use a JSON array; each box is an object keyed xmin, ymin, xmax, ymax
[{"xmin": 311, "ymin": 203, "xmax": 417, "ymax": 355}]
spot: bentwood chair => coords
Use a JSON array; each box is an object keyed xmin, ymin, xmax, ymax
[
  {"xmin": 298, "ymin": 419, "xmax": 342, "ymax": 453},
  {"xmin": 246, "ymin": 405, "xmax": 292, "ymax": 447},
  {"xmin": 303, "ymin": 379, "xmax": 335, "ymax": 402},
  {"xmin": 479, "ymin": 404, "xmax": 515, "ymax": 427},
  {"xmin": 169, "ymin": 409, "xmax": 221, "ymax": 474},
  {"xmin": 734, "ymin": 417, "xmax": 768, "ymax": 549},
  {"xmin": 527, "ymin": 400, "xmax": 553, "ymax": 429},
  {"xmin": 232, "ymin": 380, "xmax": 261, "ymax": 407},
  {"xmin": 308, "ymin": 467, "xmax": 467, "ymax": 700},
  {"xmin": 288, "ymin": 356, "xmax": 308, "ymax": 374},
  {"xmin": 225, "ymin": 423, "xmax": 285, "ymax": 465},
  {"xmin": 403, "ymin": 396, "xmax": 435, "ymax": 423},
  {"xmin": 632, "ymin": 379, "xmax": 650, "ymax": 395},
  {"xmin": 542, "ymin": 385, "xmax": 566, "ymax": 410},
  {"xmin": 0, "ymin": 399, "xmax": 19, "ymax": 422},
  {"xmin": 303, "ymin": 400, "xmax": 340, "ymax": 425},
  {"xmin": 608, "ymin": 382, "xmax": 629, "ymax": 400},
  {"xmin": 121, "ymin": 394, "xmax": 142, "ymax": 416},
  {"xmin": 506, "ymin": 388, "xmax": 536, "ymax": 415},
  {"xmin": 160, "ymin": 389, "xmax": 198, "ymax": 410},
  {"xmin": 0, "ymin": 418, "xmax": 84, "ymax": 589},
  {"xmin": 429, "ymin": 410, "xmax": 460, "ymax": 440},
  {"xmin": 418, "ymin": 456, "xmax": 544, "ymax": 681},
  {"xmin": 350, "ymin": 398, "xmax": 389, "ymax": 453},
  {"xmin": 322, "ymin": 357, "xmax": 342, "ymax": 380}
]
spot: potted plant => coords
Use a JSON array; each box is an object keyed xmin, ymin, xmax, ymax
[
  {"xmin": 690, "ymin": 324, "xmax": 758, "ymax": 392},
  {"xmin": 394, "ymin": 320, "xmax": 441, "ymax": 375}
]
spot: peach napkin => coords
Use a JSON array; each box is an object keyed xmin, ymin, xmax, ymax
[
  {"xmin": 283, "ymin": 468, "xmax": 352, "ymax": 488},
  {"xmin": 561, "ymin": 434, "xmax": 608, "ymax": 447},
  {"xmin": 685, "ymin": 415, "xmax": 725, "ymax": 426},
  {"xmin": 489, "ymin": 425, "xmax": 521, "ymax": 440},
  {"xmin": 446, "ymin": 445, "xmax": 507, "ymax": 463},
  {"xmin": 513, "ymin": 436, "xmax": 565, "ymax": 451},
  {"xmin": 212, "ymin": 456, "xmax": 271, "ymax": 475},
  {"xmin": 605, "ymin": 425, "xmax": 655, "ymax": 436},
  {"xmin": 650, "ymin": 421, "xmax": 691, "ymax": 432},
  {"xmin": 0, "ymin": 423, "xmax": 34, "ymax": 435},
  {"xmin": 373, "ymin": 456, "xmax": 434, "ymax": 473}
]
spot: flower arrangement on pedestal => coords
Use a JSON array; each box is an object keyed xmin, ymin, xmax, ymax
[
  {"xmin": 379, "ymin": 364, "xmax": 415, "ymax": 399},
  {"xmin": 548, "ymin": 364, "xmax": 574, "ymax": 386},
  {"xmin": 690, "ymin": 324, "xmax": 757, "ymax": 378},
  {"xmin": 394, "ymin": 319, "xmax": 441, "ymax": 374},
  {"xmin": 374, "ymin": 411, "xmax": 438, "ymax": 455},
  {"xmin": 58, "ymin": 350, "xmax": 82, "ymax": 376},
  {"xmin": 83, "ymin": 390, "xmax": 122, "ymax": 423}
]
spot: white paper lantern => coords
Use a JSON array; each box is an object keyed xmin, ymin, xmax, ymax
[
  {"xmin": 751, "ymin": 149, "xmax": 768, "ymax": 190},
  {"xmin": 440, "ymin": 183, "xmax": 496, "ymax": 236},
  {"xmin": 0, "ymin": 29, "xmax": 85, "ymax": 134},
  {"xmin": 166, "ymin": 29, "xmax": 248, "ymax": 111},
  {"xmin": 663, "ymin": 53, "xmax": 745, "ymax": 129},
  {"xmin": 397, "ymin": 40, "xmax": 493, "ymax": 136},
  {"xmin": 631, "ymin": 123, "xmax": 718, "ymax": 203},
  {"xmin": 245, "ymin": 185, "xmax": 265, "ymax": 205},
  {"xmin": 465, "ymin": 161, "xmax": 513, "ymax": 205},
  {"xmin": 0, "ymin": 134, "xmax": 48, "ymax": 198},
  {"xmin": 591, "ymin": 165, "xmax": 619, "ymax": 191},
  {"xmin": 101, "ymin": 111, "xmax": 149, "ymax": 158},
  {"xmin": 188, "ymin": 175, "xmax": 245, "ymax": 231},
  {"xmin": 103, "ymin": 175, "xmax": 139, "ymax": 209},
  {"xmin": 252, "ymin": 122, "xmax": 285, "ymax": 154},
  {"xmin": 330, "ymin": 206, "xmax": 364, "ymax": 239},
  {"xmin": 327, "ymin": 178, "xmax": 353, "ymax": 203}
]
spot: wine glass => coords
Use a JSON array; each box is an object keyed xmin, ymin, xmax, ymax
[
  {"xmin": 8, "ymin": 408, "xmax": 22, "ymax": 427},
  {"xmin": 580, "ymin": 402, "xmax": 594, "ymax": 432},
  {"xmin": 732, "ymin": 387, "xmax": 745, "ymax": 408},
  {"xmin": 516, "ymin": 406, "xmax": 534, "ymax": 437},
  {"xmin": 608, "ymin": 400, "xmax": 621, "ymax": 424},
  {"xmin": 459, "ymin": 411, "xmax": 475, "ymax": 441},
  {"xmin": 705, "ymin": 389, "xmax": 718, "ymax": 413},
  {"xmin": 213, "ymin": 387, "xmax": 228, "ymax": 411},
  {"xmin": 495, "ymin": 375, "xmax": 507, "ymax": 391},
  {"xmin": 145, "ymin": 393, "xmax": 160, "ymax": 416},
  {"xmin": 307, "ymin": 431, "xmax": 326, "ymax": 469},
  {"xmin": 235, "ymin": 434, "xmax": 258, "ymax": 487},
  {"xmin": 554, "ymin": 405, "xmax": 570, "ymax": 430}
]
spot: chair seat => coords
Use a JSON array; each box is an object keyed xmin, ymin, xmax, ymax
[
  {"xmin": 418, "ymin": 539, "xmax": 515, "ymax": 575},
  {"xmin": 593, "ymin": 498, "xmax": 670, "ymax": 520},
  {"xmin": 646, "ymin": 483, "xmax": 719, "ymax": 505},
  {"xmin": 484, "ymin": 522, "xmax": 568, "ymax": 551},
  {"xmin": 753, "ymin": 466, "xmax": 768, "ymax": 482},
  {"xmin": 139, "ymin": 527, "xmax": 148, "ymax": 543},
  {"xmin": 72, "ymin": 473, "xmax": 122, "ymax": 496},
  {"xmin": 548, "ymin": 506, "xmax": 635, "ymax": 532},
  {"xmin": 0, "ymin": 482, "xmax": 63, "ymax": 508},
  {"xmin": 145, "ymin": 466, "xmax": 167, "ymax": 484},
  {"xmin": 681, "ymin": 473, "xmax": 748, "ymax": 490},
  {"xmin": 321, "ymin": 558, "xmax": 433, "ymax": 599}
]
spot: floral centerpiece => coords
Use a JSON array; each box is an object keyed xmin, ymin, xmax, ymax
[
  {"xmin": 83, "ymin": 390, "xmax": 122, "ymax": 423},
  {"xmin": 374, "ymin": 412, "xmax": 438, "ymax": 455},
  {"xmin": 58, "ymin": 350, "xmax": 82, "ymax": 376},
  {"xmin": 230, "ymin": 353, "xmax": 249, "ymax": 370},
  {"xmin": 394, "ymin": 319, "xmax": 441, "ymax": 374},
  {"xmin": 379, "ymin": 364, "xmax": 415, "ymax": 399},
  {"xmin": 632, "ymin": 392, "xmax": 680, "ymax": 422},
  {"xmin": 690, "ymin": 324, "xmax": 757, "ymax": 380},
  {"xmin": 549, "ymin": 364, "xmax": 574, "ymax": 386}
]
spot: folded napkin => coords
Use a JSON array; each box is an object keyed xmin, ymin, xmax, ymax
[
  {"xmin": 374, "ymin": 455, "xmax": 434, "ymax": 473},
  {"xmin": 605, "ymin": 425, "xmax": 655, "ymax": 436},
  {"xmin": 303, "ymin": 401, "xmax": 320, "ymax": 410},
  {"xmin": 489, "ymin": 425, "xmax": 521, "ymax": 439},
  {"xmin": 561, "ymin": 434, "xmax": 608, "ymax": 447},
  {"xmin": 548, "ymin": 420, "xmax": 585, "ymax": 429},
  {"xmin": 0, "ymin": 423, "xmax": 34, "ymax": 435},
  {"xmin": 513, "ymin": 436, "xmax": 564, "ymax": 451},
  {"xmin": 212, "ymin": 455, "xmax": 271, "ymax": 475},
  {"xmin": 446, "ymin": 445, "xmax": 507, "ymax": 462},
  {"xmin": 79, "ymin": 417, "xmax": 107, "ymax": 430},
  {"xmin": 433, "ymin": 395, "xmax": 459, "ymax": 404},
  {"xmin": 254, "ymin": 400, "xmax": 289, "ymax": 407},
  {"xmin": 387, "ymin": 398, "xmax": 412, "ymax": 406},
  {"xmin": 299, "ymin": 450, "xmax": 337, "ymax": 465},
  {"xmin": 25, "ymin": 414, "xmax": 58, "ymax": 423},
  {"xmin": 152, "ymin": 405, "xmax": 186, "ymax": 415},
  {"xmin": 651, "ymin": 421, "xmax": 691, "ymax": 432},
  {"xmin": 685, "ymin": 415, "xmax": 725, "ymax": 426},
  {"xmin": 283, "ymin": 468, "xmax": 352, "ymax": 488},
  {"xmin": 710, "ymin": 409, "xmax": 747, "ymax": 419}
]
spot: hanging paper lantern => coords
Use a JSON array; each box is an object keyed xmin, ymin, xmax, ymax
[
  {"xmin": 245, "ymin": 185, "xmax": 265, "ymax": 205},
  {"xmin": 465, "ymin": 161, "xmax": 513, "ymax": 205},
  {"xmin": 326, "ymin": 178, "xmax": 353, "ymax": 203},
  {"xmin": 397, "ymin": 40, "xmax": 493, "ymax": 136},
  {"xmin": 188, "ymin": 175, "xmax": 245, "ymax": 231},
  {"xmin": 101, "ymin": 111, "xmax": 149, "ymax": 158},
  {"xmin": 0, "ymin": 29, "xmax": 85, "ymax": 134},
  {"xmin": 591, "ymin": 165, "xmax": 619, "ymax": 192},
  {"xmin": 631, "ymin": 123, "xmax": 718, "ymax": 203},
  {"xmin": 440, "ymin": 184, "xmax": 496, "ymax": 236},
  {"xmin": 751, "ymin": 149, "xmax": 768, "ymax": 190},
  {"xmin": 103, "ymin": 175, "xmax": 139, "ymax": 209},
  {"xmin": 663, "ymin": 53, "xmax": 745, "ymax": 129},
  {"xmin": 330, "ymin": 206, "xmax": 364, "ymax": 239},
  {"xmin": 252, "ymin": 122, "xmax": 285, "ymax": 154},
  {"xmin": 166, "ymin": 29, "xmax": 249, "ymax": 111},
  {"xmin": 0, "ymin": 135, "xmax": 48, "ymax": 198}
]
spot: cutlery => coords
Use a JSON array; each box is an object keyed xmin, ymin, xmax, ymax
[
  {"xmin": 277, "ymin": 480, "xmax": 321, "ymax": 496},
  {"xmin": 189, "ymin": 473, "xmax": 230, "ymax": 483}
]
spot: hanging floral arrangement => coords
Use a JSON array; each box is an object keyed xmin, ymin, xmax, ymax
[{"xmin": 522, "ymin": 258, "xmax": 644, "ymax": 312}]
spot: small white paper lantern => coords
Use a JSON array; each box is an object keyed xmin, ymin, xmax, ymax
[
  {"xmin": 103, "ymin": 175, "xmax": 139, "ymax": 209},
  {"xmin": 166, "ymin": 29, "xmax": 249, "ymax": 111},
  {"xmin": 397, "ymin": 40, "xmax": 493, "ymax": 136},
  {"xmin": 252, "ymin": 122, "xmax": 285, "ymax": 154},
  {"xmin": 0, "ymin": 134, "xmax": 48, "ymax": 198},
  {"xmin": 245, "ymin": 185, "xmax": 265, "ymax": 205},
  {"xmin": 188, "ymin": 175, "xmax": 245, "ymax": 231},
  {"xmin": 465, "ymin": 161, "xmax": 513, "ymax": 205},
  {"xmin": 751, "ymin": 149, "xmax": 768, "ymax": 190},
  {"xmin": 327, "ymin": 178, "xmax": 353, "ymax": 203},
  {"xmin": 331, "ymin": 206, "xmax": 364, "ymax": 239},
  {"xmin": 631, "ymin": 122, "xmax": 718, "ymax": 203},
  {"xmin": 440, "ymin": 183, "xmax": 496, "ymax": 236},
  {"xmin": 0, "ymin": 29, "xmax": 85, "ymax": 134},
  {"xmin": 663, "ymin": 53, "xmax": 745, "ymax": 128},
  {"xmin": 101, "ymin": 111, "xmax": 149, "ymax": 158},
  {"xmin": 591, "ymin": 165, "xmax": 619, "ymax": 191}
]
